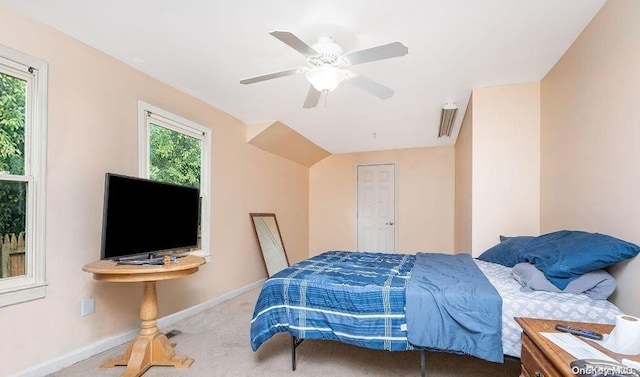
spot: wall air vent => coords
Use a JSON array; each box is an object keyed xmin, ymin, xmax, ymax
[{"xmin": 438, "ymin": 102, "xmax": 458, "ymax": 138}]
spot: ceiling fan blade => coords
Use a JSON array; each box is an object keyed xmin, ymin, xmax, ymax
[
  {"xmin": 303, "ymin": 85, "xmax": 321, "ymax": 108},
  {"xmin": 269, "ymin": 31, "xmax": 319, "ymax": 57},
  {"xmin": 240, "ymin": 68, "xmax": 301, "ymax": 85},
  {"xmin": 349, "ymin": 74, "xmax": 395, "ymax": 99},
  {"xmin": 343, "ymin": 41, "xmax": 408, "ymax": 66}
]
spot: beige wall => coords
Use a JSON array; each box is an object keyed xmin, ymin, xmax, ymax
[
  {"xmin": 247, "ymin": 121, "xmax": 330, "ymax": 168},
  {"xmin": 0, "ymin": 5, "xmax": 309, "ymax": 376},
  {"xmin": 309, "ymin": 147, "xmax": 455, "ymax": 256},
  {"xmin": 470, "ymin": 82, "xmax": 541, "ymax": 256},
  {"xmin": 540, "ymin": 0, "xmax": 640, "ymax": 316},
  {"xmin": 454, "ymin": 97, "xmax": 473, "ymax": 254}
]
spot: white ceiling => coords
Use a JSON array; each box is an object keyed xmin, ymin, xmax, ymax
[{"xmin": 1, "ymin": 0, "xmax": 606, "ymax": 153}]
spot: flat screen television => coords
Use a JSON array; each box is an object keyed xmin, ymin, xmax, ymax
[{"xmin": 100, "ymin": 173, "xmax": 200, "ymax": 260}]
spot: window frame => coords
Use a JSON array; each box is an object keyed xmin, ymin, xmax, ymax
[
  {"xmin": 137, "ymin": 100, "xmax": 211, "ymax": 262},
  {"xmin": 0, "ymin": 45, "xmax": 48, "ymax": 307}
]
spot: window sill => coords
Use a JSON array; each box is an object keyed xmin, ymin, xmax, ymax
[
  {"xmin": 0, "ymin": 282, "xmax": 47, "ymax": 308},
  {"xmin": 188, "ymin": 249, "xmax": 211, "ymax": 263}
]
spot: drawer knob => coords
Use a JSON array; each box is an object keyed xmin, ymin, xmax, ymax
[{"xmin": 535, "ymin": 371, "xmax": 544, "ymax": 377}]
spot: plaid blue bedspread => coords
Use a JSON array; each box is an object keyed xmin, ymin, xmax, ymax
[{"xmin": 250, "ymin": 251, "xmax": 414, "ymax": 351}]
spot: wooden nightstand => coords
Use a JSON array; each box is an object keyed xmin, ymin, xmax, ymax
[{"xmin": 515, "ymin": 317, "xmax": 640, "ymax": 377}]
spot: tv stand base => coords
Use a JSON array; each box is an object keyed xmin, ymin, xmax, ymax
[{"xmin": 101, "ymin": 331, "xmax": 193, "ymax": 377}]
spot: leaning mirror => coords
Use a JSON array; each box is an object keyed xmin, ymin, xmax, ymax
[{"xmin": 250, "ymin": 213, "xmax": 289, "ymax": 277}]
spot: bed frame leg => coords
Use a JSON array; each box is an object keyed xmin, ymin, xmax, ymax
[
  {"xmin": 420, "ymin": 349, "xmax": 426, "ymax": 377},
  {"xmin": 291, "ymin": 335, "xmax": 304, "ymax": 371},
  {"xmin": 291, "ymin": 335, "xmax": 296, "ymax": 371}
]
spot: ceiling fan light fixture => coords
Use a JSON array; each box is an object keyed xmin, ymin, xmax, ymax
[
  {"xmin": 438, "ymin": 102, "xmax": 458, "ymax": 138},
  {"xmin": 305, "ymin": 65, "xmax": 348, "ymax": 92}
]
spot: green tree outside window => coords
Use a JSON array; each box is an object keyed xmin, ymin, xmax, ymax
[
  {"xmin": 149, "ymin": 123, "xmax": 201, "ymax": 189},
  {"xmin": 0, "ymin": 72, "xmax": 27, "ymax": 236}
]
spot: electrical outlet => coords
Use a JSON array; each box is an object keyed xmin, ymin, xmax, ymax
[{"xmin": 81, "ymin": 297, "xmax": 95, "ymax": 316}]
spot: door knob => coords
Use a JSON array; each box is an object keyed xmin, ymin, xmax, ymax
[{"xmin": 386, "ymin": 222, "xmax": 394, "ymax": 225}]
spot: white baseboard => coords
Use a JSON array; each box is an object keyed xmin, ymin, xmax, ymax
[{"xmin": 11, "ymin": 279, "xmax": 265, "ymax": 377}]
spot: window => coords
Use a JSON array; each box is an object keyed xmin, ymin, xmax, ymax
[
  {"xmin": 138, "ymin": 101, "xmax": 211, "ymax": 261},
  {"xmin": 0, "ymin": 45, "xmax": 48, "ymax": 307}
]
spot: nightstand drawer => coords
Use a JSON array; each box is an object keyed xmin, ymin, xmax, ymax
[{"xmin": 521, "ymin": 333, "xmax": 561, "ymax": 377}]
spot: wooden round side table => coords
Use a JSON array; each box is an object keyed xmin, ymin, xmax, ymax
[{"xmin": 83, "ymin": 255, "xmax": 205, "ymax": 377}]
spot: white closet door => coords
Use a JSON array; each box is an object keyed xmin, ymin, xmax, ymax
[{"xmin": 357, "ymin": 164, "xmax": 396, "ymax": 253}]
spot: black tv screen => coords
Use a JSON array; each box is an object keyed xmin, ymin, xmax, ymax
[{"xmin": 100, "ymin": 173, "xmax": 200, "ymax": 260}]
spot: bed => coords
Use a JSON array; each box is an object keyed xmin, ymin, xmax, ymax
[{"xmin": 250, "ymin": 250, "xmax": 622, "ymax": 373}]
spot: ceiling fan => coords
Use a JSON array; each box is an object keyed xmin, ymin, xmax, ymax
[{"xmin": 240, "ymin": 31, "xmax": 409, "ymax": 108}]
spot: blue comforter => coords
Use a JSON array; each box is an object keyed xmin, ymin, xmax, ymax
[
  {"xmin": 406, "ymin": 253, "xmax": 503, "ymax": 362},
  {"xmin": 250, "ymin": 251, "xmax": 414, "ymax": 351}
]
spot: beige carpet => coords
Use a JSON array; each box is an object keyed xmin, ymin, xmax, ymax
[{"xmin": 49, "ymin": 288, "xmax": 520, "ymax": 377}]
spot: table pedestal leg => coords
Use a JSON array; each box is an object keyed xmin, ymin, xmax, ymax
[{"xmin": 101, "ymin": 281, "xmax": 194, "ymax": 377}]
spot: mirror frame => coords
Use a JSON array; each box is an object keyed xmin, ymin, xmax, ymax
[{"xmin": 249, "ymin": 213, "xmax": 290, "ymax": 276}]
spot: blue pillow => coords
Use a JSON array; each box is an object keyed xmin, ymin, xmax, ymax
[
  {"xmin": 478, "ymin": 236, "xmax": 533, "ymax": 267},
  {"xmin": 521, "ymin": 230, "xmax": 640, "ymax": 290}
]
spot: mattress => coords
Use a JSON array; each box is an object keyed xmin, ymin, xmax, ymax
[{"xmin": 475, "ymin": 259, "xmax": 623, "ymax": 357}]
